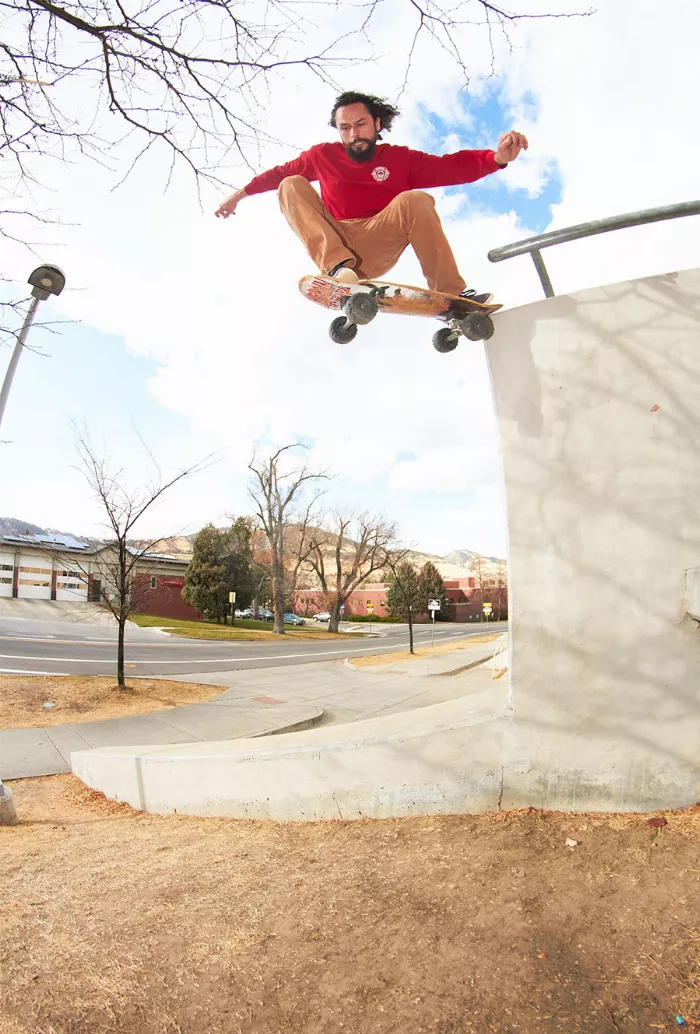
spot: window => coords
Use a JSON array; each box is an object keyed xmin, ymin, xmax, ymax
[
  {"xmin": 1, "ymin": 564, "xmax": 12, "ymax": 571},
  {"xmin": 150, "ymin": 576, "xmax": 157, "ymax": 589},
  {"xmin": 19, "ymin": 566, "xmax": 50, "ymax": 575},
  {"xmin": 0, "ymin": 577, "xmax": 12, "ymax": 584},
  {"xmin": 18, "ymin": 579, "xmax": 50, "ymax": 587}
]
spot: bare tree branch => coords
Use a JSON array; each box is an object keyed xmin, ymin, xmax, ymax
[{"xmin": 248, "ymin": 443, "xmax": 328, "ymax": 633}]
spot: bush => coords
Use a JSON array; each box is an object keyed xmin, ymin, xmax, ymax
[{"xmin": 343, "ymin": 614, "xmax": 396, "ymax": 623}]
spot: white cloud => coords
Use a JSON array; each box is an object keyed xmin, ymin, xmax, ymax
[{"xmin": 3, "ymin": 0, "xmax": 699, "ymax": 555}]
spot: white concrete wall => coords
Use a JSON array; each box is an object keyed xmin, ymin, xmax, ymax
[
  {"xmin": 72, "ymin": 267, "xmax": 700, "ymax": 818},
  {"xmin": 489, "ymin": 267, "xmax": 700, "ymax": 811}
]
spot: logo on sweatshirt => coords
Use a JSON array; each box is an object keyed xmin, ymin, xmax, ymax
[{"xmin": 371, "ymin": 166, "xmax": 390, "ymax": 182}]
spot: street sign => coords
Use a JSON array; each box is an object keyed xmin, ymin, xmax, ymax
[
  {"xmin": 229, "ymin": 591, "xmax": 236, "ymax": 604},
  {"xmin": 482, "ymin": 602, "xmax": 492, "ymax": 614},
  {"xmin": 428, "ymin": 599, "xmax": 441, "ymax": 611},
  {"xmin": 367, "ymin": 603, "xmax": 374, "ymax": 613}
]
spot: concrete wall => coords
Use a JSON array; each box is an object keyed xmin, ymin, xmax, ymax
[
  {"xmin": 490, "ymin": 266, "xmax": 700, "ymax": 811},
  {"xmin": 71, "ymin": 686, "xmax": 510, "ymax": 819},
  {"xmin": 72, "ymin": 267, "xmax": 700, "ymax": 818}
]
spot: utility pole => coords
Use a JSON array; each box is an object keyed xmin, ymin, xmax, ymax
[
  {"xmin": 0, "ymin": 265, "xmax": 66, "ymax": 431},
  {"xmin": 0, "ymin": 265, "xmax": 65, "ymax": 823}
]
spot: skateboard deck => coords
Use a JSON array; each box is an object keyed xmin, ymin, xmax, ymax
[
  {"xmin": 299, "ymin": 274, "xmax": 501, "ymax": 352},
  {"xmin": 299, "ymin": 274, "xmax": 501, "ymax": 319}
]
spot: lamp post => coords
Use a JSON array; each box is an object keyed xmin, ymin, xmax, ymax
[
  {"xmin": 0, "ymin": 265, "xmax": 65, "ymax": 823},
  {"xmin": 0, "ymin": 264, "xmax": 66, "ymax": 431}
]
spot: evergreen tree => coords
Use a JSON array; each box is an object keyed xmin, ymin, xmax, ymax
[
  {"xmin": 183, "ymin": 520, "xmax": 255, "ymax": 622},
  {"xmin": 386, "ymin": 560, "xmax": 422, "ymax": 654},
  {"xmin": 182, "ymin": 524, "xmax": 228, "ymax": 621},
  {"xmin": 417, "ymin": 561, "xmax": 448, "ymax": 620},
  {"xmin": 223, "ymin": 518, "xmax": 256, "ymax": 613}
]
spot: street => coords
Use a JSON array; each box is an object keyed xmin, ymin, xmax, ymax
[{"xmin": 0, "ymin": 612, "xmax": 507, "ymax": 676}]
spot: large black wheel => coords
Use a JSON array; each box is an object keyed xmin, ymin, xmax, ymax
[
  {"xmin": 432, "ymin": 327, "xmax": 459, "ymax": 353},
  {"xmin": 344, "ymin": 292, "xmax": 378, "ymax": 325},
  {"xmin": 329, "ymin": 316, "xmax": 358, "ymax": 344},
  {"xmin": 460, "ymin": 312, "xmax": 494, "ymax": 341}
]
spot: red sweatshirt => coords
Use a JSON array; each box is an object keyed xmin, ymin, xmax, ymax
[{"xmin": 242, "ymin": 141, "xmax": 503, "ymax": 221}]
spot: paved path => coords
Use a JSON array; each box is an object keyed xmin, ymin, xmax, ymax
[{"xmin": 1, "ymin": 636, "xmax": 505, "ymax": 780}]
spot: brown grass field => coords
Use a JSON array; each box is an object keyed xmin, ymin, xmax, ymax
[
  {"xmin": 350, "ymin": 632, "xmax": 502, "ymax": 667},
  {"xmin": 1, "ymin": 775, "xmax": 699, "ymax": 1034},
  {"xmin": 0, "ymin": 676, "xmax": 223, "ymax": 728}
]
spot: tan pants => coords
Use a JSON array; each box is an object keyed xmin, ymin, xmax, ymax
[{"xmin": 278, "ymin": 175, "xmax": 466, "ymax": 295}]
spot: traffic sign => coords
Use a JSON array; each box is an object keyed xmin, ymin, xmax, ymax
[
  {"xmin": 482, "ymin": 602, "xmax": 492, "ymax": 613},
  {"xmin": 366, "ymin": 603, "xmax": 374, "ymax": 613},
  {"xmin": 229, "ymin": 591, "xmax": 236, "ymax": 603},
  {"xmin": 428, "ymin": 599, "xmax": 441, "ymax": 611}
]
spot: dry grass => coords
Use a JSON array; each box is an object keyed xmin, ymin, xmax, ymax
[
  {"xmin": 162, "ymin": 624, "xmax": 342, "ymax": 640},
  {"xmin": 350, "ymin": 631, "xmax": 502, "ymax": 667},
  {"xmin": 0, "ymin": 675, "xmax": 224, "ymax": 728},
  {"xmin": 1, "ymin": 777, "xmax": 699, "ymax": 1033}
]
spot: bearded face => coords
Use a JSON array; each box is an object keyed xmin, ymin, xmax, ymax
[{"xmin": 334, "ymin": 103, "xmax": 381, "ymax": 163}]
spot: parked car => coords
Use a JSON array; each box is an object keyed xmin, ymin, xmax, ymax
[
  {"xmin": 313, "ymin": 611, "xmax": 331, "ymax": 622},
  {"xmin": 235, "ymin": 608, "xmax": 252, "ymax": 618},
  {"xmin": 257, "ymin": 608, "xmax": 274, "ymax": 621},
  {"xmin": 284, "ymin": 613, "xmax": 305, "ymax": 625}
]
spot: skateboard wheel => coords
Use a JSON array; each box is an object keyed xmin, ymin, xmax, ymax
[
  {"xmin": 433, "ymin": 328, "xmax": 459, "ymax": 353},
  {"xmin": 329, "ymin": 316, "xmax": 358, "ymax": 344},
  {"xmin": 343, "ymin": 293, "xmax": 378, "ymax": 325},
  {"xmin": 460, "ymin": 312, "xmax": 494, "ymax": 341}
]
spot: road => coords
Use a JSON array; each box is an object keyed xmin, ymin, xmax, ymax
[{"xmin": 0, "ymin": 614, "xmax": 507, "ymax": 676}]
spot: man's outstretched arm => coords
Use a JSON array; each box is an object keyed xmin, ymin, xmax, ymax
[
  {"xmin": 214, "ymin": 147, "xmax": 320, "ymax": 219},
  {"xmin": 407, "ymin": 130, "xmax": 529, "ymax": 189}
]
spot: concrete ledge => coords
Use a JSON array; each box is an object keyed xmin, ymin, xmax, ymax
[{"xmin": 71, "ymin": 688, "xmax": 511, "ymax": 820}]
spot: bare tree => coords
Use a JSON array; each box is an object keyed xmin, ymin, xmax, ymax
[
  {"xmin": 73, "ymin": 429, "xmax": 209, "ymax": 686},
  {"xmin": 306, "ymin": 511, "xmax": 401, "ymax": 633},
  {"xmin": 248, "ymin": 445, "xmax": 327, "ymax": 634},
  {"xmin": 0, "ymin": 0, "xmax": 587, "ymax": 189}
]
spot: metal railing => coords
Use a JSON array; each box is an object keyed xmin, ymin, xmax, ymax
[{"xmin": 487, "ymin": 200, "xmax": 700, "ymax": 298}]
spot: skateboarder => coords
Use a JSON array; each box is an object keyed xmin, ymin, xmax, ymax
[{"xmin": 215, "ymin": 91, "xmax": 528, "ymax": 302}]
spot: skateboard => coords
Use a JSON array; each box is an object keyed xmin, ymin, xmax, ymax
[{"xmin": 299, "ymin": 274, "xmax": 502, "ymax": 353}]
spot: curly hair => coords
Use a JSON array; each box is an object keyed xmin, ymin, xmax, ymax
[{"xmin": 329, "ymin": 92, "xmax": 401, "ymax": 137}]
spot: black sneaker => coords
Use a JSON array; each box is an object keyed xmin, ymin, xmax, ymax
[{"xmin": 461, "ymin": 287, "xmax": 493, "ymax": 305}]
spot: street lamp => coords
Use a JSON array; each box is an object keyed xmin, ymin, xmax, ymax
[
  {"xmin": 0, "ymin": 265, "xmax": 65, "ymax": 822},
  {"xmin": 0, "ymin": 264, "xmax": 66, "ymax": 431}
]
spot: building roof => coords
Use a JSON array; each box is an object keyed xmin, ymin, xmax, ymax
[{"xmin": 0, "ymin": 532, "xmax": 91, "ymax": 553}]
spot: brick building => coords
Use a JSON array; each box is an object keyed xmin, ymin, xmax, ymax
[
  {"xmin": 0, "ymin": 533, "xmax": 200, "ymax": 621},
  {"xmin": 294, "ymin": 576, "xmax": 506, "ymax": 621}
]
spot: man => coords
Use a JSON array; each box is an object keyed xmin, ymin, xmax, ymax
[{"xmin": 215, "ymin": 91, "xmax": 528, "ymax": 302}]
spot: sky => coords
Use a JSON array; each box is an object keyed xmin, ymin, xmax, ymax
[{"xmin": 1, "ymin": 0, "xmax": 699, "ymax": 557}]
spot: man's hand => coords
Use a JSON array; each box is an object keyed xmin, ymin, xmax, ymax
[
  {"xmin": 215, "ymin": 188, "xmax": 247, "ymax": 219},
  {"xmin": 494, "ymin": 131, "xmax": 529, "ymax": 165}
]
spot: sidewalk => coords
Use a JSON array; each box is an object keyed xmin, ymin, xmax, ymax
[
  {"xmin": 0, "ymin": 701, "xmax": 322, "ymax": 780},
  {"xmin": 1, "ymin": 635, "xmax": 506, "ymax": 780}
]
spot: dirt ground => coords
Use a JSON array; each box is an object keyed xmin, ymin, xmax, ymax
[
  {"xmin": 2, "ymin": 776, "xmax": 699, "ymax": 1034},
  {"xmin": 0, "ymin": 676, "xmax": 223, "ymax": 728},
  {"xmin": 351, "ymin": 632, "xmax": 502, "ymax": 667}
]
